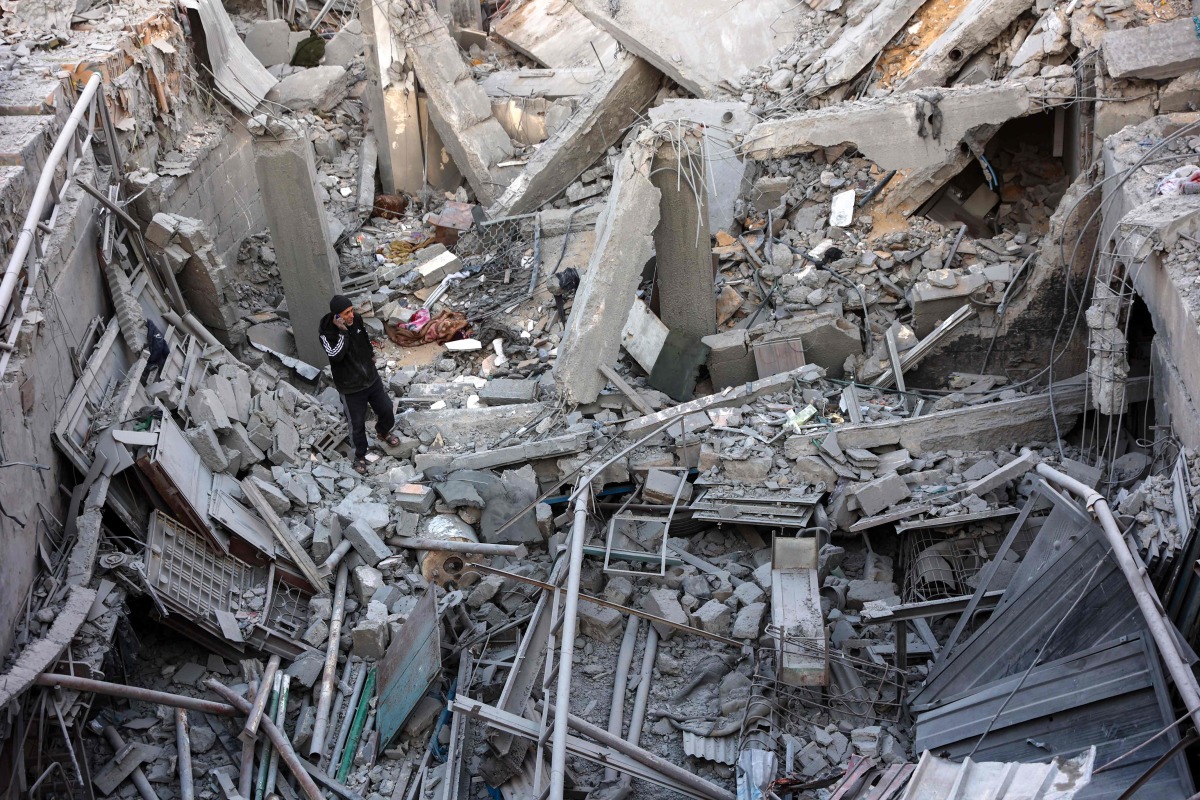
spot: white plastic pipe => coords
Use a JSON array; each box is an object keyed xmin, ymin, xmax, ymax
[
  {"xmin": 549, "ymin": 492, "xmax": 589, "ymax": 800},
  {"xmin": 604, "ymin": 616, "xmax": 640, "ymax": 782},
  {"xmin": 1035, "ymin": 462, "xmax": 1200, "ymax": 731},
  {"xmin": 1, "ymin": 74, "xmax": 102, "ymax": 320}
]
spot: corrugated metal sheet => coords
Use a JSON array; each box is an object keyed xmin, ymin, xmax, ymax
[
  {"xmin": 681, "ymin": 730, "xmax": 738, "ymax": 765},
  {"xmin": 911, "ymin": 490, "xmax": 1195, "ymax": 800},
  {"xmin": 899, "ymin": 748, "xmax": 1095, "ymax": 800}
]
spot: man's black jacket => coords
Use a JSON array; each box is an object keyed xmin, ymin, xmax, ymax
[{"xmin": 318, "ymin": 312, "xmax": 379, "ymax": 394}]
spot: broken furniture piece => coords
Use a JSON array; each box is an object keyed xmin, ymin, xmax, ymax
[{"xmin": 771, "ymin": 536, "xmax": 828, "ymax": 686}]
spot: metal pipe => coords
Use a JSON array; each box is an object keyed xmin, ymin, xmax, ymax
[
  {"xmin": 265, "ymin": 675, "xmax": 291, "ymax": 796},
  {"xmin": 0, "ymin": 73, "xmax": 102, "ymax": 319},
  {"xmin": 604, "ymin": 617, "xmax": 640, "ymax": 783},
  {"xmin": 328, "ymin": 661, "xmax": 367, "ymax": 776},
  {"xmin": 255, "ymin": 672, "xmax": 282, "ymax": 800},
  {"xmin": 320, "ymin": 539, "xmax": 354, "ymax": 576},
  {"xmin": 241, "ymin": 654, "xmax": 281, "ymax": 744},
  {"xmin": 206, "ymin": 680, "xmax": 324, "ymax": 800},
  {"xmin": 176, "ymin": 709, "xmax": 194, "ymax": 800},
  {"xmin": 239, "ymin": 680, "xmax": 259, "ymax": 799},
  {"xmin": 100, "ymin": 725, "xmax": 159, "ymax": 800},
  {"xmin": 310, "ymin": 562, "xmax": 348, "ymax": 760},
  {"xmin": 1036, "ymin": 463, "xmax": 1200, "ymax": 731},
  {"xmin": 626, "ymin": 626, "xmax": 657, "ymax": 749},
  {"xmin": 337, "ymin": 669, "xmax": 376, "ymax": 782},
  {"xmin": 38, "ymin": 674, "xmax": 236, "ymax": 716},
  {"xmin": 390, "ymin": 537, "xmax": 528, "ymax": 558},
  {"xmin": 549, "ymin": 493, "xmax": 590, "ymax": 800},
  {"xmin": 541, "ymin": 702, "xmax": 735, "ymax": 800}
]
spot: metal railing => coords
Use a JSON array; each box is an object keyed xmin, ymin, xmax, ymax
[{"xmin": 0, "ymin": 73, "xmax": 103, "ymax": 377}]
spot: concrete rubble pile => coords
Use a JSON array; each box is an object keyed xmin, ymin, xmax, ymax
[{"xmin": 10, "ymin": 0, "xmax": 1200, "ymax": 796}]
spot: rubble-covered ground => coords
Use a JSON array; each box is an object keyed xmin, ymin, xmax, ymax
[{"xmin": 7, "ymin": 0, "xmax": 1200, "ymax": 796}]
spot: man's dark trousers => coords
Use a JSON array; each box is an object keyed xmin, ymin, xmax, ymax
[{"xmin": 342, "ymin": 376, "xmax": 395, "ymax": 459}]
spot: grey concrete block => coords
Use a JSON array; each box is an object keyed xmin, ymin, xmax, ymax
[
  {"xmin": 851, "ymin": 473, "xmax": 910, "ymax": 517},
  {"xmin": 732, "ymin": 602, "xmax": 766, "ymax": 639},
  {"xmin": 692, "ymin": 599, "xmax": 732, "ymax": 636},
  {"xmin": 577, "ymin": 600, "xmax": 623, "ymax": 642},
  {"xmin": 186, "ymin": 422, "xmax": 230, "ymax": 473},
  {"xmin": 344, "ymin": 519, "xmax": 393, "ymax": 566},
  {"xmin": 641, "ymin": 588, "xmax": 688, "ymax": 640},
  {"xmin": 478, "ymin": 378, "xmax": 539, "ymax": 405},
  {"xmin": 353, "ymin": 564, "xmax": 384, "ymax": 603},
  {"xmin": 395, "ymin": 484, "xmax": 436, "ymax": 513}
]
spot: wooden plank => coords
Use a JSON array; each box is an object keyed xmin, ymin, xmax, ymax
[
  {"xmin": 598, "ymin": 363, "xmax": 654, "ymax": 415},
  {"xmin": 240, "ymin": 478, "xmax": 327, "ymax": 592}
]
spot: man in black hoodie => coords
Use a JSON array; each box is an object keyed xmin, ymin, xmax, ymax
[{"xmin": 319, "ymin": 294, "xmax": 401, "ymax": 475}]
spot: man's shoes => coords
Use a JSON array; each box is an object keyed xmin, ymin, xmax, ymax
[
  {"xmin": 352, "ymin": 458, "xmax": 369, "ymax": 476},
  {"xmin": 382, "ymin": 433, "xmax": 402, "ymax": 448}
]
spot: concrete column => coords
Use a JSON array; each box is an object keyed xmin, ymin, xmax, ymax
[
  {"xmin": 252, "ymin": 122, "xmax": 341, "ymax": 367},
  {"xmin": 650, "ymin": 135, "xmax": 716, "ymax": 346},
  {"xmin": 359, "ymin": 0, "xmax": 425, "ymax": 195}
]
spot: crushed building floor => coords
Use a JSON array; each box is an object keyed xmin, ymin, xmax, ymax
[{"xmin": 5, "ymin": 0, "xmax": 1200, "ymax": 798}]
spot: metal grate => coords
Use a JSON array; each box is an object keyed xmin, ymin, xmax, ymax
[
  {"xmin": 900, "ymin": 528, "xmax": 1008, "ymax": 604},
  {"xmin": 146, "ymin": 510, "xmax": 246, "ymax": 621}
]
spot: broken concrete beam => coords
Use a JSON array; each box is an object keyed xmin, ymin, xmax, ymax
[
  {"xmin": 446, "ymin": 431, "xmax": 587, "ymax": 472},
  {"xmin": 554, "ymin": 131, "xmax": 661, "ymax": 405},
  {"xmin": 389, "ymin": 2, "xmax": 517, "ymax": 204},
  {"xmin": 850, "ymin": 473, "xmax": 910, "ymax": 517},
  {"xmin": 478, "ymin": 379, "xmax": 539, "ymax": 406},
  {"xmin": 744, "ymin": 81, "xmax": 1048, "ymax": 170},
  {"xmin": 488, "ymin": 53, "xmax": 661, "ymax": 217},
  {"xmin": 651, "ymin": 132, "xmax": 715, "ymax": 347},
  {"xmin": 1103, "ymin": 18, "xmax": 1200, "ymax": 81},
  {"xmin": 480, "ymin": 68, "xmax": 602, "ymax": 100},
  {"xmin": 400, "ymin": 403, "xmax": 550, "ymax": 445},
  {"xmin": 802, "ymin": 0, "xmax": 925, "ymax": 93},
  {"xmin": 573, "ymin": 0, "xmax": 801, "ymax": 98},
  {"xmin": 648, "ymin": 100, "xmax": 755, "ymax": 234},
  {"xmin": 343, "ymin": 519, "xmax": 393, "ymax": 566},
  {"xmin": 491, "ymin": 0, "xmax": 618, "ymax": 68},
  {"xmin": 966, "ymin": 451, "xmax": 1037, "ymax": 496},
  {"xmin": 834, "ymin": 381, "xmax": 1096, "ymax": 456},
  {"xmin": 622, "ymin": 364, "xmax": 823, "ymax": 436},
  {"xmin": 897, "ymin": 0, "xmax": 1035, "ymax": 90},
  {"xmin": 641, "ymin": 588, "xmax": 689, "ymax": 640},
  {"xmin": 252, "ymin": 118, "xmax": 342, "ymax": 367}
]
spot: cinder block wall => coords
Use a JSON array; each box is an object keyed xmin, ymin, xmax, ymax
[
  {"xmin": 141, "ymin": 123, "xmax": 268, "ymax": 269},
  {"xmin": 0, "ymin": 158, "xmax": 106, "ymax": 659}
]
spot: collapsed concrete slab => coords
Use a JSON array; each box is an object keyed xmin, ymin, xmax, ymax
[
  {"xmin": 897, "ymin": 0, "xmax": 1035, "ymax": 90},
  {"xmin": 555, "ymin": 130, "xmax": 661, "ymax": 405},
  {"xmin": 801, "ymin": 0, "xmax": 925, "ymax": 94},
  {"xmin": 360, "ymin": 0, "xmax": 424, "ymax": 195},
  {"xmin": 488, "ymin": 53, "xmax": 661, "ymax": 217},
  {"xmin": 388, "ymin": 0, "xmax": 518, "ymax": 204},
  {"xmin": 648, "ymin": 100, "xmax": 754, "ymax": 234},
  {"xmin": 1103, "ymin": 19, "xmax": 1200, "ymax": 82},
  {"xmin": 492, "ymin": 0, "xmax": 618, "ymax": 69},
  {"xmin": 743, "ymin": 81, "xmax": 1046, "ymax": 170},
  {"xmin": 572, "ymin": 0, "xmax": 802, "ymax": 98}
]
